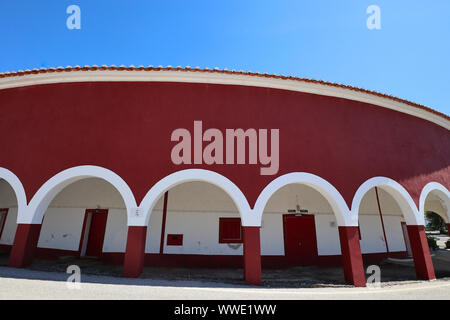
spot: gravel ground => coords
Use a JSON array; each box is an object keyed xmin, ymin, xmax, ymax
[{"xmin": 1, "ymin": 250, "xmax": 449, "ymax": 288}]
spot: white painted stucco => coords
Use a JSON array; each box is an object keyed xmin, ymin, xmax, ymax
[
  {"xmin": 38, "ymin": 207, "xmax": 85, "ymax": 251},
  {"xmin": 0, "ymin": 208, "xmax": 17, "ymax": 245},
  {"xmin": 420, "ymin": 182, "xmax": 450, "ymax": 223},
  {"xmin": 102, "ymin": 209, "xmax": 127, "ymax": 253},
  {"xmin": 314, "ymin": 213, "xmax": 341, "ymax": 255},
  {"xmin": 0, "ymin": 169, "xmax": 26, "ymax": 226},
  {"xmin": 254, "ymin": 172, "xmax": 353, "ymax": 226},
  {"xmin": 26, "ymin": 209, "xmax": 410, "ymax": 256},
  {"xmin": 0, "ymin": 171, "xmax": 419, "ymax": 258},
  {"xmin": 352, "ymin": 177, "xmax": 422, "ymax": 225},
  {"xmin": 138, "ymin": 169, "xmax": 252, "ymax": 226},
  {"xmin": 22, "ymin": 165, "xmax": 137, "ymax": 225},
  {"xmin": 0, "ymin": 179, "xmax": 19, "ymax": 245},
  {"xmin": 357, "ymin": 187, "xmax": 407, "ymax": 254}
]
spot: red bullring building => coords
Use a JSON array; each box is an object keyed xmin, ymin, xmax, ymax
[{"xmin": 0, "ymin": 65, "xmax": 448, "ymax": 287}]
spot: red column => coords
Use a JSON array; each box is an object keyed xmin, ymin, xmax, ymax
[
  {"xmin": 242, "ymin": 226, "xmax": 262, "ymax": 285},
  {"xmin": 338, "ymin": 226, "xmax": 366, "ymax": 287},
  {"xmin": 8, "ymin": 223, "xmax": 42, "ymax": 268},
  {"xmin": 407, "ymin": 225, "xmax": 436, "ymax": 280},
  {"xmin": 123, "ymin": 226, "xmax": 147, "ymax": 277}
]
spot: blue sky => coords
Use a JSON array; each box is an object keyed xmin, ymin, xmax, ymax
[{"xmin": 0, "ymin": 0, "xmax": 449, "ymax": 115}]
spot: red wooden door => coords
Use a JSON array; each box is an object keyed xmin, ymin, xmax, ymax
[
  {"xmin": 85, "ymin": 210, "xmax": 108, "ymax": 257},
  {"xmin": 283, "ymin": 214, "xmax": 318, "ymax": 266}
]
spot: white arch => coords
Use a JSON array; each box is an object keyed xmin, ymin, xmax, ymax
[
  {"xmin": 22, "ymin": 166, "xmax": 137, "ymax": 224},
  {"xmin": 138, "ymin": 169, "xmax": 252, "ymax": 226},
  {"xmin": 0, "ymin": 167, "xmax": 27, "ymax": 222},
  {"xmin": 253, "ymin": 172, "xmax": 352, "ymax": 226},
  {"xmin": 351, "ymin": 177, "xmax": 422, "ymax": 225},
  {"xmin": 420, "ymin": 182, "xmax": 450, "ymax": 223}
]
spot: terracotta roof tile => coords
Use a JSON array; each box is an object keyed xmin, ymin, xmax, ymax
[{"xmin": 0, "ymin": 65, "xmax": 448, "ymax": 121}]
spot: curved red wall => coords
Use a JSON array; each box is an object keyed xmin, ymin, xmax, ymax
[{"xmin": 0, "ymin": 81, "xmax": 448, "ymax": 207}]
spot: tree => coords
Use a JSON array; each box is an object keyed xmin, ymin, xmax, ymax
[{"xmin": 425, "ymin": 211, "xmax": 445, "ymax": 231}]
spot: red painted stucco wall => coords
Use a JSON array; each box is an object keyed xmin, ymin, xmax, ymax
[{"xmin": 0, "ymin": 81, "xmax": 448, "ymax": 207}]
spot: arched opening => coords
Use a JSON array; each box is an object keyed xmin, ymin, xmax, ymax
[
  {"xmin": 8, "ymin": 166, "xmax": 136, "ymax": 272},
  {"xmin": 139, "ymin": 169, "xmax": 251, "ymax": 226},
  {"xmin": 0, "ymin": 168, "xmax": 26, "ymax": 267},
  {"xmin": 257, "ymin": 182, "xmax": 351, "ymax": 286},
  {"xmin": 353, "ymin": 178, "xmax": 436, "ymax": 282},
  {"xmin": 123, "ymin": 169, "xmax": 256, "ymax": 282},
  {"xmin": 251, "ymin": 173, "xmax": 368, "ymax": 286},
  {"xmin": 420, "ymin": 184, "xmax": 450, "ymax": 278},
  {"xmin": 358, "ymin": 187, "xmax": 410, "ymax": 261},
  {"xmin": 356, "ymin": 186, "xmax": 419, "ymax": 283},
  {"xmin": 29, "ymin": 177, "xmax": 129, "ymax": 274},
  {"xmin": 0, "ymin": 179, "xmax": 19, "ymax": 264},
  {"xmin": 422, "ymin": 188, "xmax": 449, "ymax": 226},
  {"xmin": 142, "ymin": 181, "xmax": 246, "ymax": 283}
]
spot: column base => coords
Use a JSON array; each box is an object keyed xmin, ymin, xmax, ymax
[
  {"xmin": 8, "ymin": 223, "xmax": 41, "ymax": 268},
  {"xmin": 243, "ymin": 226, "xmax": 262, "ymax": 286},
  {"xmin": 338, "ymin": 226, "xmax": 366, "ymax": 287},
  {"xmin": 407, "ymin": 225, "xmax": 436, "ymax": 280},
  {"xmin": 123, "ymin": 226, "xmax": 147, "ymax": 278}
]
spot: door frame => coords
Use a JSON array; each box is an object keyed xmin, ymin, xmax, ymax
[
  {"xmin": 282, "ymin": 213, "xmax": 319, "ymax": 265},
  {"xmin": 400, "ymin": 221, "xmax": 413, "ymax": 257},
  {"xmin": 78, "ymin": 209, "xmax": 109, "ymax": 258}
]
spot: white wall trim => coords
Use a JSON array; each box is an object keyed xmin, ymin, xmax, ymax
[
  {"xmin": 0, "ymin": 70, "xmax": 448, "ymax": 130},
  {"xmin": 137, "ymin": 169, "xmax": 252, "ymax": 226},
  {"xmin": 253, "ymin": 172, "xmax": 352, "ymax": 226},
  {"xmin": 22, "ymin": 166, "xmax": 137, "ymax": 224},
  {"xmin": 351, "ymin": 177, "xmax": 422, "ymax": 225},
  {"xmin": 420, "ymin": 182, "xmax": 450, "ymax": 223},
  {"xmin": 0, "ymin": 168, "xmax": 27, "ymax": 223}
]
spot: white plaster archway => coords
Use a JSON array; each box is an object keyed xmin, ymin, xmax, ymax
[
  {"xmin": 253, "ymin": 172, "xmax": 352, "ymax": 226},
  {"xmin": 22, "ymin": 166, "xmax": 137, "ymax": 224},
  {"xmin": 0, "ymin": 168, "xmax": 27, "ymax": 222},
  {"xmin": 420, "ymin": 182, "xmax": 450, "ymax": 223},
  {"xmin": 351, "ymin": 177, "xmax": 421, "ymax": 225},
  {"xmin": 138, "ymin": 169, "xmax": 252, "ymax": 226}
]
